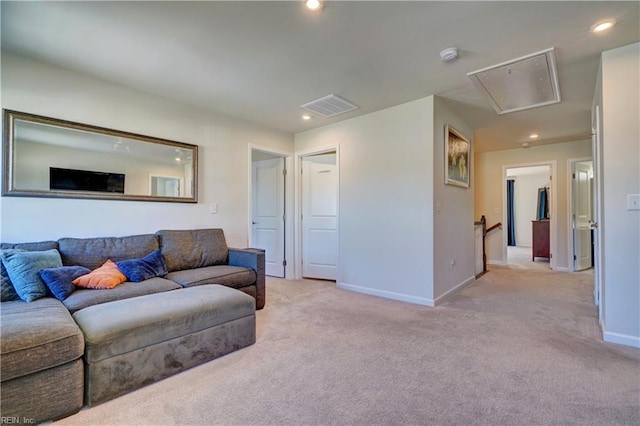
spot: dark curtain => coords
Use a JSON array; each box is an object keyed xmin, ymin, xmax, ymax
[
  {"xmin": 507, "ymin": 179, "xmax": 516, "ymax": 246},
  {"xmin": 537, "ymin": 187, "xmax": 549, "ymax": 220}
]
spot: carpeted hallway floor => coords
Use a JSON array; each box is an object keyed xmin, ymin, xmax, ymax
[{"xmin": 55, "ymin": 267, "xmax": 640, "ymax": 425}]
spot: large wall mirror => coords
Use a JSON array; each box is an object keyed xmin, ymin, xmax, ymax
[{"xmin": 2, "ymin": 110, "xmax": 198, "ymax": 203}]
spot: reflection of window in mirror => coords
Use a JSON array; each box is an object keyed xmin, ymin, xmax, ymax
[{"xmin": 150, "ymin": 175, "xmax": 183, "ymax": 197}]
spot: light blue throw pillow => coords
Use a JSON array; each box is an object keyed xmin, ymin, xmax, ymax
[{"xmin": 1, "ymin": 249, "xmax": 63, "ymax": 302}]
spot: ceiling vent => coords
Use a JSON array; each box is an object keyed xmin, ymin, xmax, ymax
[
  {"xmin": 301, "ymin": 94, "xmax": 359, "ymax": 118},
  {"xmin": 467, "ymin": 48, "xmax": 561, "ymax": 114}
]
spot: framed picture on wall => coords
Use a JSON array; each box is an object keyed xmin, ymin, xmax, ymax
[{"xmin": 445, "ymin": 125, "xmax": 471, "ymax": 188}]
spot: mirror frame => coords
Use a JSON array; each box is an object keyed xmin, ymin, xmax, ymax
[{"xmin": 2, "ymin": 109, "xmax": 198, "ymax": 203}]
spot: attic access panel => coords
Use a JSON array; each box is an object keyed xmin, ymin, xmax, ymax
[
  {"xmin": 468, "ymin": 48, "xmax": 561, "ymax": 114},
  {"xmin": 301, "ymin": 94, "xmax": 359, "ymax": 118}
]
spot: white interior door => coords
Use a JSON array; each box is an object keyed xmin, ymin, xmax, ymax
[
  {"xmin": 573, "ymin": 161, "xmax": 593, "ymax": 271},
  {"xmin": 252, "ymin": 158, "xmax": 285, "ymax": 278},
  {"xmin": 302, "ymin": 153, "xmax": 337, "ymax": 280}
]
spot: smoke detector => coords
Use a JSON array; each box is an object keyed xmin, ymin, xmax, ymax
[{"xmin": 440, "ymin": 47, "xmax": 459, "ymax": 62}]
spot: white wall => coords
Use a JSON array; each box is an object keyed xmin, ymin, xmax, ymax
[
  {"xmin": 295, "ymin": 96, "xmax": 435, "ymax": 304},
  {"xmin": 295, "ymin": 95, "xmax": 474, "ymax": 305},
  {"xmin": 432, "ymin": 97, "xmax": 475, "ymax": 302},
  {"xmin": 475, "ymin": 140, "xmax": 592, "ymax": 269},
  {"xmin": 598, "ymin": 42, "xmax": 640, "ymax": 347},
  {"xmin": 0, "ymin": 52, "xmax": 294, "ymax": 246}
]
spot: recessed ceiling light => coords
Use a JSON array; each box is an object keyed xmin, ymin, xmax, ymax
[
  {"xmin": 530, "ymin": 133, "xmax": 539, "ymax": 139},
  {"xmin": 522, "ymin": 142, "xmax": 531, "ymax": 148},
  {"xmin": 305, "ymin": 0, "xmax": 323, "ymax": 11},
  {"xmin": 302, "ymin": 114, "xmax": 312, "ymax": 120},
  {"xmin": 591, "ymin": 19, "xmax": 616, "ymax": 33}
]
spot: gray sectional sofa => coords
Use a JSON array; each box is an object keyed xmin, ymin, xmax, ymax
[{"xmin": 0, "ymin": 228, "xmax": 264, "ymax": 423}]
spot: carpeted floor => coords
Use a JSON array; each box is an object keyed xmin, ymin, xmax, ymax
[{"xmin": 55, "ymin": 268, "xmax": 639, "ymax": 426}]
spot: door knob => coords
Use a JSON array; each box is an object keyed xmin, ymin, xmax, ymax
[
  {"xmin": 589, "ymin": 222, "xmax": 598, "ymax": 229},
  {"xmin": 252, "ymin": 221, "xmax": 257, "ymax": 225}
]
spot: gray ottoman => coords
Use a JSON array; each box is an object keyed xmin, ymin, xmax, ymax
[{"xmin": 72, "ymin": 285, "xmax": 256, "ymax": 406}]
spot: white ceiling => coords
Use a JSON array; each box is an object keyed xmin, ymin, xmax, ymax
[{"xmin": 1, "ymin": 1, "xmax": 638, "ymax": 153}]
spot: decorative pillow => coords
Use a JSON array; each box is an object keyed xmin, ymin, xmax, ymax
[
  {"xmin": 116, "ymin": 249, "xmax": 167, "ymax": 282},
  {"xmin": 40, "ymin": 265, "xmax": 91, "ymax": 301},
  {"xmin": 0, "ymin": 249, "xmax": 24, "ymax": 302},
  {"xmin": 73, "ymin": 259, "xmax": 127, "ymax": 289},
  {"xmin": 0, "ymin": 249, "xmax": 63, "ymax": 302}
]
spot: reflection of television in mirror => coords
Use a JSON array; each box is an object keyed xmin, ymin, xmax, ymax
[{"xmin": 50, "ymin": 167, "xmax": 125, "ymax": 193}]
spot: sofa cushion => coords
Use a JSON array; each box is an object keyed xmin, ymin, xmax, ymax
[
  {"xmin": 1, "ymin": 249, "xmax": 63, "ymax": 302},
  {"xmin": 40, "ymin": 265, "xmax": 91, "ymax": 301},
  {"xmin": 73, "ymin": 285, "xmax": 255, "ymax": 363},
  {"xmin": 116, "ymin": 250, "xmax": 167, "ymax": 282},
  {"xmin": 156, "ymin": 229, "xmax": 228, "ymax": 272},
  {"xmin": 0, "ymin": 241, "xmax": 59, "ymax": 252},
  {"xmin": 58, "ymin": 234, "xmax": 159, "ymax": 270},
  {"xmin": 62, "ymin": 277, "xmax": 181, "ymax": 314},
  {"xmin": 165, "ymin": 265, "xmax": 256, "ymax": 289},
  {"xmin": 0, "ymin": 298, "xmax": 84, "ymax": 382}
]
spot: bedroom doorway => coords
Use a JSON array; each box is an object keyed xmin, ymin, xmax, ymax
[{"xmin": 504, "ymin": 163, "xmax": 556, "ymax": 270}]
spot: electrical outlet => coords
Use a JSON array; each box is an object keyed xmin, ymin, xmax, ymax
[{"xmin": 209, "ymin": 203, "xmax": 217, "ymax": 214}]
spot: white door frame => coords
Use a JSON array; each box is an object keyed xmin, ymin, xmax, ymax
[
  {"xmin": 247, "ymin": 144, "xmax": 294, "ymax": 279},
  {"xmin": 567, "ymin": 157, "xmax": 593, "ymax": 272},
  {"xmin": 294, "ymin": 144, "xmax": 340, "ymax": 280},
  {"xmin": 592, "ymin": 104, "xmax": 604, "ymax": 322},
  {"xmin": 502, "ymin": 161, "xmax": 557, "ymax": 270}
]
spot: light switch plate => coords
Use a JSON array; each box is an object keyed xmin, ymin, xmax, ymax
[
  {"xmin": 628, "ymin": 194, "xmax": 640, "ymax": 211},
  {"xmin": 209, "ymin": 203, "xmax": 217, "ymax": 214}
]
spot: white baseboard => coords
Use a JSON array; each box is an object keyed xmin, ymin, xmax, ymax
[
  {"xmin": 434, "ymin": 275, "xmax": 476, "ymax": 305},
  {"xmin": 603, "ymin": 331, "xmax": 640, "ymax": 348},
  {"xmin": 553, "ymin": 267, "xmax": 570, "ymax": 272},
  {"xmin": 487, "ymin": 260, "xmax": 506, "ymax": 266},
  {"xmin": 337, "ymin": 282, "xmax": 434, "ymax": 307}
]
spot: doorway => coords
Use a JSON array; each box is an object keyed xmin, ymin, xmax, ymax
[
  {"xmin": 249, "ymin": 147, "xmax": 291, "ymax": 278},
  {"xmin": 569, "ymin": 159, "xmax": 594, "ymax": 272},
  {"xmin": 503, "ymin": 163, "xmax": 556, "ymax": 270},
  {"xmin": 296, "ymin": 148, "xmax": 339, "ymax": 281}
]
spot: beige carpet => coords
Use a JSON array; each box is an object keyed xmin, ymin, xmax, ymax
[
  {"xmin": 55, "ymin": 268, "xmax": 639, "ymax": 425},
  {"xmin": 507, "ymin": 246, "xmax": 552, "ymax": 271}
]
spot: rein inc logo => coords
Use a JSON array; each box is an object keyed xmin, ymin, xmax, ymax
[{"xmin": 1, "ymin": 417, "xmax": 34, "ymax": 424}]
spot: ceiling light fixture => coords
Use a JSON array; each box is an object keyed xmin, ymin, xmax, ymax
[
  {"xmin": 302, "ymin": 114, "xmax": 312, "ymax": 120},
  {"xmin": 521, "ymin": 142, "xmax": 531, "ymax": 148},
  {"xmin": 530, "ymin": 133, "xmax": 539, "ymax": 139},
  {"xmin": 591, "ymin": 19, "xmax": 616, "ymax": 33},
  {"xmin": 305, "ymin": 0, "xmax": 323, "ymax": 11}
]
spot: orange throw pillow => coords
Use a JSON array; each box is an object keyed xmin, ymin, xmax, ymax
[{"xmin": 73, "ymin": 259, "xmax": 127, "ymax": 289}]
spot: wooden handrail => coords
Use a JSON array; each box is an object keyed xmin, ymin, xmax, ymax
[
  {"xmin": 474, "ymin": 216, "xmax": 502, "ymax": 278},
  {"xmin": 485, "ymin": 222, "xmax": 502, "ymax": 235}
]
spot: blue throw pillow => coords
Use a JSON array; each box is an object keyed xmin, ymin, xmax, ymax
[
  {"xmin": 40, "ymin": 265, "xmax": 91, "ymax": 301},
  {"xmin": 0, "ymin": 249, "xmax": 24, "ymax": 302},
  {"xmin": 116, "ymin": 249, "xmax": 167, "ymax": 283},
  {"xmin": 0, "ymin": 249, "xmax": 63, "ymax": 302}
]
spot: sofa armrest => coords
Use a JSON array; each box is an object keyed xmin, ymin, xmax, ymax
[{"xmin": 228, "ymin": 248, "xmax": 265, "ymax": 309}]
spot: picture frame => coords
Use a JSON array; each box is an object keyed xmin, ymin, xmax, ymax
[{"xmin": 445, "ymin": 125, "xmax": 470, "ymax": 188}]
